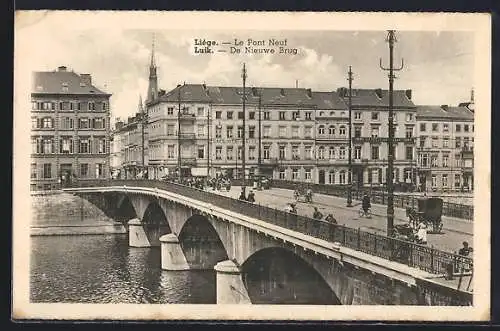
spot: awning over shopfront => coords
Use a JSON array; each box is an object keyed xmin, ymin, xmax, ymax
[{"xmin": 191, "ymin": 167, "xmax": 208, "ymax": 177}]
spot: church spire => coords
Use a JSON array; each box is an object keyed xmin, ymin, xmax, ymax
[
  {"xmin": 146, "ymin": 33, "xmax": 159, "ymax": 103},
  {"xmin": 138, "ymin": 95, "xmax": 144, "ymax": 114},
  {"xmin": 150, "ymin": 33, "xmax": 156, "ymax": 68}
]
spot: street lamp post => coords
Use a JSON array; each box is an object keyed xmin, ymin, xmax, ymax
[
  {"xmin": 241, "ymin": 63, "xmax": 247, "ymax": 195},
  {"xmin": 347, "ymin": 66, "xmax": 354, "ymax": 207},
  {"xmin": 177, "ymin": 84, "xmax": 182, "ymax": 182}
]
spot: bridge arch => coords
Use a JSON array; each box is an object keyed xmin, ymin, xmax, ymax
[
  {"xmin": 241, "ymin": 247, "xmax": 341, "ymax": 305},
  {"xmin": 115, "ymin": 194, "xmax": 138, "ymax": 222},
  {"xmin": 178, "ymin": 214, "xmax": 229, "ymax": 269},
  {"xmin": 141, "ymin": 201, "xmax": 172, "ymax": 247}
]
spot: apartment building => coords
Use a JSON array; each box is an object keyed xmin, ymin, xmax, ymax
[
  {"xmin": 31, "ymin": 66, "xmax": 111, "ymax": 190},
  {"xmin": 416, "ymin": 102, "xmax": 474, "ymax": 192}
]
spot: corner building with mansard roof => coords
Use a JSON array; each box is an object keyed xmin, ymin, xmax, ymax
[{"xmin": 31, "ymin": 66, "xmax": 112, "ymax": 190}]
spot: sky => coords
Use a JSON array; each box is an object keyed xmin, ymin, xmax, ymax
[{"xmin": 20, "ymin": 26, "xmax": 474, "ymax": 123}]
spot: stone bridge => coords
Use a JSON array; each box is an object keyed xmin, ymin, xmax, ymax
[{"xmin": 64, "ymin": 180, "xmax": 473, "ymax": 306}]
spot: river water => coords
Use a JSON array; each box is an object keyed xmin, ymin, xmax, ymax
[{"xmin": 30, "ymin": 234, "xmax": 216, "ymax": 304}]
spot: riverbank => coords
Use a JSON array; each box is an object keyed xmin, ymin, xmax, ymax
[{"xmin": 31, "ymin": 191, "xmax": 127, "ymax": 236}]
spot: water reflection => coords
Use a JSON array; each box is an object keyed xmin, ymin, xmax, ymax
[{"xmin": 30, "ymin": 234, "xmax": 215, "ymax": 304}]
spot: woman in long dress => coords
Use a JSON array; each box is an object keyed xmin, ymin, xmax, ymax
[{"xmin": 416, "ymin": 222, "xmax": 428, "ymax": 244}]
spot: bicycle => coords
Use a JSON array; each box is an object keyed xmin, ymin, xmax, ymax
[{"xmin": 358, "ymin": 207, "xmax": 371, "ymax": 218}]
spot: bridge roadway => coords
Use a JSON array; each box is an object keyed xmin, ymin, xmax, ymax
[{"xmin": 214, "ymin": 186, "xmax": 473, "ymax": 253}]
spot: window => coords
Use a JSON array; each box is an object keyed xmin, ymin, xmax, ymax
[
  {"xmin": 168, "ymin": 145, "xmax": 175, "ymax": 159},
  {"xmin": 339, "ymin": 126, "xmax": 346, "ymax": 136},
  {"xmin": 292, "ymin": 111, "xmax": 300, "ymax": 120},
  {"xmin": 60, "ymin": 137, "xmax": 73, "ymax": 154},
  {"xmin": 371, "ymin": 112, "xmax": 379, "ymax": 120},
  {"xmin": 279, "ymin": 126, "xmax": 286, "ymax": 137},
  {"xmin": 43, "ymin": 163, "xmax": 52, "ymax": 179},
  {"xmin": 339, "ymin": 171, "xmax": 346, "ymax": 184},
  {"xmin": 292, "ymin": 126, "xmax": 299, "ymax": 138},
  {"xmin": 237, "ymin": 126, "xmax": 243, "ymax": 138},
  {"xmin": 431, "ymin": 154, "xmax": 438, "ymax": 167},
  {"xmin": 354, "ymin": 146, "xmax": 361, "ymax": 159},
  {"xmin": 263, "ymin": 126, "xmax": 271, "ymax": 138},
  {"xmin": 304, "ymin": 146, "xmax": 312, "ymax": 160},
  {"xmin": 405, "ymin": 127, "xmax": 413, "ymax": 138},
  {"xmin": 249, "ymin": 126, "xmax": 255, "ymax": 139},
  {"xmin": 432, "ymin": 137, "xmax": 439, "ymax": 148},
  {"xmin": 215, "ymin": 111, "xmax": 221, "ymax": 119},
  {"xmin": 102, "ymin": 102, "xmax": 108, "ymax": 111},
  {"xmin": 455, "ymin": 137, "xmax": 461, "ymax": 148},
  {"xmin": 354, "ymin": 112, "xmax": 362, "ymax": 120},
  {"xmin": 305, "ymin": 112, "xmax": 312, "ymax": 120},
  {"xmin": 167, "ymin": 107, "xmax": 174, "ymax": 115},
  {"xmin": 347, "ymin": 127, "xmax": 359, "ymax": 139},
  {"xmin": 95, "ymin": 164, "xmax": 104, "ymax": 178},
  {"xmin": 318, "ymin": 146, "xmax": 325, "ymax": 159},
  {"xmin": 279, "ymin": 146, "xmax": 286, "ymax": 160},
  {"xmin": 304, "ymin": 126, "xmax": 312, "ymax": 138},
  {"xmin": 80, "ymin": 164, "xmax": 88, "ymax": 177},
  {"xmin": 456, "ymin": 124, "xmax": 461, "ymax": 132},
  {"xmin": 464, "ymin": 124, "xmax": 469, "ymax": 132},
  {"xmin": 238, "ymin": 111, "xmax": 244, "ymax": 120},
  {"xmin": 339, "ymin": 147, "xmax": 346, "ymax": 159},
  {"xmin": 93, "ymin": 118, "xmax": 105, "ymax": 129},
  {"xmin": 432, "ymin": 123, "xmax": 439, "ymax": 132},
  {"xmin": 371, "ymin": 127, "xmax": 379, "ymax": 138},
  {"xmin": 78, "ymin": 118, "xmax": 89, "ymax": 129},
  {"xmin": 318, "ymin": 125, "xmax": 325, "ymax": 135},
  {"xmin": 32, "ymin": 118, "xmax": 38, "ymax": 129},
  {"xmin": 406, "ymin": 113, "xmax": 414, "ymax": 121},
  {"xmin": 329, "ymin": 147, "xmax": 335, "ymax": 159},
  {"xmin": 432, "ymin": 175, "xmax": 437, "ymax": 188},
  {"xmin": 167, "ymin": 124, "xmax": 175, "ymax": 136},
  {"xmin": 371, "ymin": 146, "xmax": 379, "ymax": 160},
  {"xmin": 329, "ymin": 171, "xmax": 335, "ymax": 184},
  {"xmin": 443, "ymin": 137, "xmax": 449, "ymax": 148},
  {"xmin": 263, "ymin": 111, "xmax": 270, "ymax": 120},
  {"xmin": 443, "ymin": 123, "xmax": 449, "ymax": 132},
  {"xmin": 419, "ymin": 136, "xmax": 427, "ymax": 148},
  {"xmin": 443, "ymin": 154, "xmax": 449, "ymax": 167},
  {"xmin": 197, "ymin": 107, "xmax": 204, "ymax": 116},
  {"xmin": 197, "ymin": 125, "xmax": 205, "ymax": 137},
  {"xmin": 198, "ymin": 146, "xmax": 205, "ymax": 159},
  {"xmin": 249, "ymin": 112, "xmax": 255, "ymax": 120},
  {"xmin": 292, "ymin": 146, "xmax": 300, "ymax": 160},
  {"xmin": 248, "ymin": 146, "xmax": 256, "ymax": 160},
  {"xmin": 226, "ymin": 111, "xmax": 233, "ymax": 120},
  {"xmin": 215, "ymin": 146, "xmax": 222, "ymax": 160},
  {"xmin": 79, "ymin": 138, "xmax": 90, "ymax": 153},
  {"xmin": 442, "ymin": 174, "xmax": 448, "ymax": 188},
  {"xmin": 305, "ymin": 169, "xmax": 311, "ymax": 180},
  {"xmin": 263, "ymin": 146, "xmax": 270, "ymax": 159},
  {"xmin": 463, "ymin": 137, "xmax": 470, "ymax": 148},
  {"xmin": 226, "ymin": 126, "xmax": 233, "ymax": 138},
  {"xmin": 42, "ymin": 118, "xmax": 53, "ymax": 128},
  {"xmin": 237, "ymin": 147, "xmax": 242, "ymax": 160},
  {"xmin": 292, "ymin": 168, "xmax": 299, "ymax": 180},
  {"xmin": 215, "ymin": 126, "xmax": 222, "ymax": 138},
  {"xmin": 42, "ymin": 138, "xmax": 53, "ymax": 154},
  {"xmin": 454, "ymin": 174, "xmax": 461, "ymax": 188},
  {"xmin": 420, "ymin": 123, "xmax": 426, "ymax": 132},
  {"xmin": 405, "ymin": 146, "xmax": 413, "ymax": 160},
  {"xmin": 61, "ymin": 117, "xmax": 74, "ymax": 130},
  {"xmin": 227, "ymin": 146, "xmax": 234, "ymax": 160},
  {"xmin": 32, "ymin": 137, "xmax": 40, "ymax": 154},
  {"xmin": 279, "ymin": 111, "xmax": 286, "ymax": 120},
  {"xmin": 279, "ymin": 169, "xmax": 286, "ymax": 180},
  {"xmin": 31, "ymin": 163, "xmax": 37, "ymax": 179}
]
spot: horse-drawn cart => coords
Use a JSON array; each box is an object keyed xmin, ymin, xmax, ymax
[{"xmin": 406, "ymin": 197, "xmax": 444, "ymax": 234}]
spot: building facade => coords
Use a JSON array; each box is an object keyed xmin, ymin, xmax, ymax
[
  {"xmin": 31, "ymin": 66, "xmax": 111, "ymax": 190},
  {"xmin": 416, "ymin": 103, "xmax": 474, "ymax": 192}
]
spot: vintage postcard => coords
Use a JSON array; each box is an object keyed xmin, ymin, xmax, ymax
[{"xmin": 13, "ymin": 11, "xmax": 490, "ymax": 321}]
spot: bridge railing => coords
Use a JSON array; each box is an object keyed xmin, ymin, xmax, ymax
[{"xmin": 66, "ymin": 179, "xmax": 473, "ymax": 275}]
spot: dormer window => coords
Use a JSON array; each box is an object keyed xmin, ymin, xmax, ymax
[
  {"xmin": 80, "ymin": 83, "xmax": 86, "ymax": 87},
  {"xmin": 330, "ymin": 111, "xmax": 335, "ymax": 116},
  {"xmin": 319, "ymin": 111, "xmax": 324, "ymax": 116},
  {"xmin": 62, "ymin": 82, "xmax": 69, "ymax": 92}
]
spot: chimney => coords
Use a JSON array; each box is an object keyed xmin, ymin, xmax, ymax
[
  {"xmin": 441, "ymin": 105, "xmax": 448, "ymax": 111},
  {"xmin": 405, "ymin": 89, "xmax": 412, "ymax": 100},
  {"xmin": 471, "ymin": 88, "xmax": 475, "ymax": 103},
  {"xmin": 336, "ymin": 87, "xmax": 346, "ymax": 97},
  {"xmin": 251, "ymin": 87, "xmax": 257, "ymax": 97},
  {"xmin": 57, "ymin": 66, "xmax": 67, "ymax": 72},
  {"xmin": 280, "ymin": 88, "xmax": 285, "ymax": 96},
  {"xmin": 80, "ymin": 74, "xmax": 92, "ymax": 86},
  {"xmin": 295, "ymin": 80, "xmax": 299, "ymax": 88},
  {"xmin": 306, "ymin": 88, "xmax": 312, "ymax": 98},
  {"xmin": 374, "ymin": 88, "xmax": 383, "ymax": 99}
]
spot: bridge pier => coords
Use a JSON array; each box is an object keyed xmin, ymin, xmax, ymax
[
  {"xmin": 128, "ymin": 218, "xmax": 151, "ymax": 247},
  {"xmin": 214, "ymin": 260, "xmax": 251, "ymax": 304},
  {"xmin": 159, "ymin": 234, "xmax": 190, "ymax": 270}
]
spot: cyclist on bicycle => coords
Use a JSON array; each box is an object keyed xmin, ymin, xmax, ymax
[{"xmin": 362, "ymin": 192, "xmax": 371, "ymax": 214}]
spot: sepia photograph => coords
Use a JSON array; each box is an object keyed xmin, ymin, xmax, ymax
[{"xmin": 13, "ymin": 11, "xmax": 490, "ymax": 321}]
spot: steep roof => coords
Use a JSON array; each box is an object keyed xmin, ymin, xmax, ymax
[
  {"xmin": 417, "ymin": 105, "xmax": 474, "ymax": 121},
  {"xmin": 337, "ymin": 88, "xmax": 415, "ymax": 108},
  {"xmin": 32, "ymin": 69, "xmax": 109, "ymax": 95},
  {"xmin": 312, "ymin": 91, "xmax": 347, "ymax": 110}
]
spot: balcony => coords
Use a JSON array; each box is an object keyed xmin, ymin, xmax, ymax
[
  {"xmin": 180, "ymin": 157, "xmax": 196, "ymax": 166},
  {"xmin": 352, "ymin": 137, "xmax": 416, "ymax": 144},
  {"xmin": 461, "ymin": 146, "xmax": 474, "ymax": 159},
  {"xmin": 179, "ymin": 112, "xmax": 196, "ymax": 121},
  {"xmin": 179, "ymin": 132, "xmax": 196, "ymax": 140}
]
